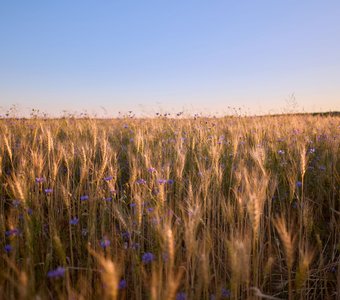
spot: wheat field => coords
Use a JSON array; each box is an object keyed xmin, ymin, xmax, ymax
[{"xmin": 0, "ymin": 115, "xmax": 339, "ymax": 299}]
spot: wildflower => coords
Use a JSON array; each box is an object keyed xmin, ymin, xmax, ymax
[
  {"xmin": 12, "ymin": 200, "xmax": 20, "ymax": 207},
  {"xmin": 167, "ymin": 179, "xmax": 174, "ymax": 185},
  {"xmin": 5, "ymin": 228, "xmax": 19, "ymax": 237},
  {"xmin": 69, "ymin": 217, "xmax": 79, "ymax": 225},
  {"xmin": 104, "ymin": 176, "xmax": 113, "ymax": 181},
  {"xmin": 130, "ymin": 203, "xmax": 137, "ymax": 208},
  {"xmin": 278, "ymin": 150, "xmax": 285, "ymax": 155},
  {"xmin": 80, "ymin": 195, "xmax": 89, "ymax": 201},
  {"xmin": 176, "ymin": 292, "xmax": 186, "ymax": 300},
  {"xmin": 45, "ymin": 188, "xmax": 53, "ymax": 194},
  {"xmin": 319, "ymin": 165, "xmax": 326, "ymax": 171},
  {"xmin": 221, "ymin": 288, "xmax": 231, "ymax": 298},
  {"xmin": 296, "ymin": 181, "xmax": 302, "ymax": 188},
  {"xmin": 121, "ymin": 231, "xmax": 130, "ymax": 239},
  {"xmin": 142, "ymin": 252, "xmax": 154, "ymax": 264},
  {"xmin": 131, "ymin": 242, "xmax": 140, "ymax": 250},
  {"xmin": 157, "ymin": 179, "xmax": 167, "ymax": 184},
  {"xmin": 118, "ymin": 279, "xmax": 127, "ymax": 289},
  {"xmin": 27, "ymin": 208, "xmax": 33, "ymax": 215},
  {"xmin": 35, "ymin": 177, "xmax": 45, "ymax": 183},
  {"xmin": 4, "ymin": 244, "xmax": 12, "ymax": 253},
  {"xmin": 100, "ymin": 238, "xmax": 111, "ymax": 248},
  {"xmin": 309, "ymin": 148, "xmax": 316, "ymax": 154},
  {"xmin": 147, "ymin": 207, "xmax": 154, "ymax": 213},
  {"xmin": 136, "ymin": 179, "xmax": 146, "ymax": 185},
  {"xmin": 104, "ymin": 197, "xmax": 112, "ymax": 202},
  {"xmin": 47, "ymin": 266, "xmax": 65, "ymax": 278},
  {"xmin": 148, "ymin": 167, "xmax": 156, "ymax": 173}
]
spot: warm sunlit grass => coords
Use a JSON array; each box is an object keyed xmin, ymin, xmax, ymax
[{"xmin": 0, "ymin": 114, "xmax": 339, "ymax": 299}]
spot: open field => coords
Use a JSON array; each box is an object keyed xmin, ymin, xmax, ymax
[{"xmin": 0, "ymin": 115, "xmax": 339, "ymax": 299}]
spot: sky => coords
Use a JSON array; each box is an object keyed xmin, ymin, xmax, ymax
[{"xmin": 0, "ymin": 1, "xmax": 340, "ymax": 116}]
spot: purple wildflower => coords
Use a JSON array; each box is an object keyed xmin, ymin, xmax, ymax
[
  {"xmin": 130, "ymin": 203, "xmax": 137, "ymax": 208},
  {"xmin": 104, "ymin": 197, "xmax": 112, "ymax": 202},
  {"xmin": 12, "ymin": 200, "xmax": 20, "ymax": 208},
  {"xmin": 136, "ymin": 179, "xmax": 146, "ymax": 185},
  {"xmin": 27, "ymin": 208, "xmax": 33, "ymax": 215},
  {"xmin": 142, "ymin": 252, "xmax": 155, "ymax": 264},
  {"xmin": 47, "ymin": 266, "xmax": 65, "ymax": 278},
  {"xmin": 118, "ymin": 279, "xmax": 127, "ymax": 289},
  {"xmin": 80, "ymin": 195, "xmax": 89, "ymax": 201},
  {"xmin": 4, "ymin": 244, "xmax": 12, "ymax": 253},
  {"xmin": 221, "ymin": 288, "xmax": 231, "ymax": 298},
  {"xmin": 157, "ymin": 179, "xmax": 167, "ymax": 184},
  {"xmin": 35, "ymin": 177, "xmax": 45, "ymax": 183},
  {"xmin": 147, "ymin": 207, "xmax": 154, "ymax": 213},
  {"xmin": 70, "ymin": 217, "xmax": 79, "ymax": 225},
  {"xmin": 176, "ymin": 292, "xmax": 186, "ymax": 300},
  {"xmin": 296, "ymin": 181, "xmax": 302, "ymax": 188},
  {"xmin": 309, "ymin": 148, "xmax": 316, "ymax": 154},
  {"xmin": 148, "ymin": 167, "xmax": 156, "ymax": 173},
  {"xmin": 5, "ymin": 228, "xmax": 19, "ymax": 237},
  {"xmin": 278, "ymin": 150, "xmax": 285, "ymax": 155},
  {"xmin": 167, "ymin": 179, "xmax": 174, "ymax": 184},
  {"xmin": 100, "ymin": 238, "xmax": 111, "ymax": 248},
  {"xmin": 45, "ymin": 188, "xmax": 53, "ymax": 194},
  {"xmin": 104, "ymin": 176, "xmax": 113, "ymax": 181}
]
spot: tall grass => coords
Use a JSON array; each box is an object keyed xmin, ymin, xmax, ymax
[{"xmin": 0, "ymin": 114, "xmax": 339, "ymax": 299}]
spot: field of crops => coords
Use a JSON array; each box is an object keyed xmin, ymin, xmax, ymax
[{"xmin": 0, "ymin": 115, "xmax": 339, "ymax": 299}]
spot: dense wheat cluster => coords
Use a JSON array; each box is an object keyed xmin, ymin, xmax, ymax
[{"xmin": 0, "ymin": 115, "xmax": 339, "ymax": 299}]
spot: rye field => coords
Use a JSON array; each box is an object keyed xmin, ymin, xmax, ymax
[{"xmin": 0, "ymin": 115, "xmax": 339, "ymax": 299}]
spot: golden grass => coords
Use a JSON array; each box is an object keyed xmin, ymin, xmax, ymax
[{"xmin": 0, "ymin": 114, "xmax": 339, "ymax": 299}]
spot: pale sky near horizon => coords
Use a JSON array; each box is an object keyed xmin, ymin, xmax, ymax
[{"xmin": 0, "ymin": 1, "xmax": 339, "ymax": 116}]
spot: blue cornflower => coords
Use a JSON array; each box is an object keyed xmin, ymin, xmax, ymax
[
  {"xmin": 35, "ymin": 177, "xmax": 45, "ymax": 183},
  {"xmin": 118, "ymin": 279, "xmax": 127, "ymax": 289},
  {"xmin": 136, "ymin": 179, "xmax": 146, "ymax": 185},
  {"xmin": 70, "ymin": 217, "xmax": 79, "ymax": 225},
  {"xmin": 100, "ymin": 238, "xmax": 111, "ymax": 248},
  {"xmin": 4, "ymin": 244, "xmax": 12, "ymax": 253},
  {"xmin": 104, "ymin": 176, "xmax": 113, "ymax": 181},
  {"xmin": 221, "ymin": 288, "xmax": 231, "ymax": 298},
  {"xmin": 12, "ymin": 200, "xmax": 20, "ymax": 207},
  {"xmin": 47, "ymin": 266, "xmax": 65, "ymax": 278},
  {"xmin": 80, "ymin": 195, "xmax": 89, "ymax": 201},
  {"xmin": 309, "ymin": 148, "xmax": 316, "ymax": 154},
  {"xmin": 148, "ymin": 167, "xmax": 156, "ymax": 173},
  {"xmin": 147, "ymin": 207, "xmax": 154, "ymax": 213},
  {"xmin": 5, "ymin": 228, "xmax": 19, "ymax": 237},
  {"xmin": 142, "ymin": 252, "xmax": 155, "ymax": 264},
  {"xmin": 121, "ymin": 231, "xmax": 130, "ymax": 239},
  {"xmin": 45, "ymin": 188, "xmax": 53, "ymax": 194},
  {"xmin": 176, "ymin": 292, "xmax": 186, "ymax": 300}
]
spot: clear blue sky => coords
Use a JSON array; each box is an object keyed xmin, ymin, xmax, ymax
[{"xmin": 1, "ymin": 1, "xmax": 339, "ymax": 116}]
